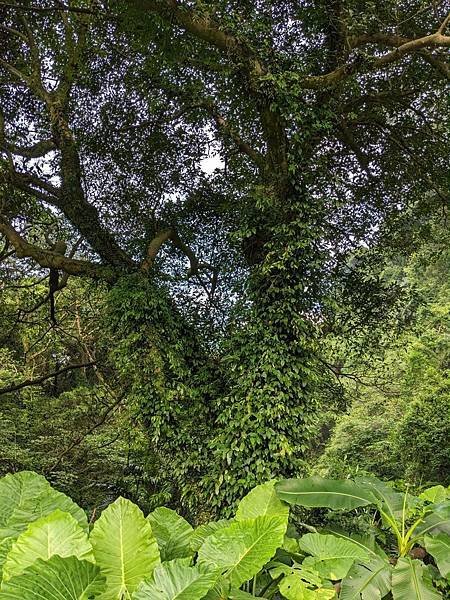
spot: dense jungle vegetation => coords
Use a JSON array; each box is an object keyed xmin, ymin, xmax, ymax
[{"xmin": 0, "ymin": 0, "xmax": 449, "ymax": 597}]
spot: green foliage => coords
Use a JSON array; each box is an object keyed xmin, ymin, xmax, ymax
[
  {"xmin": 0, "ymin": 471, "xmax": 449, "ymax": 599},
  {"xmin": 1, "ymin": 0, "xmax": 449, "ymax": 524},
  {"xmin": 317, "ymin": 242, "xmax": 450, "ymax": 487},
  {"xmin": 104, "ymin": 274, "xmax": 336, "ymax": 517},
  {"xmin": 0, "ymin": 281, "xmax": 157, "ymax": 513}
]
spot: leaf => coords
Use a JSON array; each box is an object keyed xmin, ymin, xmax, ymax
[
  {"xmin": 415, "ymin": 502, "xmax": 450, "ymax": 538},
  {"xmin": 419, "ymin": 486, "xmax": 448, "ymax": 505},
  {"xmin": 228, "ymin": 589, "xmax": 258, "ymax": 599},
  {"xmin": 0, "ymin": 555, "xmax": 105, "ymax": 599},
  {"xmin": 355, "ymin": 477, "xmax": 406, "ymax": 523},
  {"xmin": 278, "ymin": 573, "xmax": 314, "ymax": 599},
  {"xmin": 2, "ymin": 509, "xmax": 93, "ymax": 581},
  {"xmin": 203, "ymin": 581, "xmax": 257, "ymax": 600},
  {"xmin": 202, "ymin": 578, "xmax": 230, "ymax": 600},
  {"xmin": 298, "ymin": 533, "xmax": 370, "ymax": 580},
  {"xmin": 269, "ymin": 563, "xmax": 322, "ymax": 587},
  {"xmin": 147, "ymin": 507, "xmax": 193, "ymax": 561},
  {"xmin": 236, "ymin": 481, "xmax": 289, "ymax": 521},
  {"xmin": 133, "ymin": 559, "xmax": 218, "ymax": 599},
  {"xmin": 90, "ymin": 497, "xmax": 160, "ymax": 599},
  {"xmin": 0, "ymin": 471, "xmax": 87, "ymax": 539},
  {"xmin": 275, "ymin": 478, "xmax": 376, "ymax": 511},
  {"xmin": 278, "ymin": 574, "xmax": 335, "ymax": 600},
  {"xmin": 197, "ymin": 516, "xmax": 287, "ymax": 588},
  {"xmin": 0, "ymin": 539, "xmax": 13, "ymax": 581},
  {"xmin": 190, "ymin": 520, "xmax": 233, "ymax": 553},
  {"xmin": 392, "ymin": 558, "xmax": 441, "ymax": 600},
  {"xmin": 424, "ymin": 533, "xmax": 450, "ymax": 578},
  {"xmin": 324, "ymin": 531, "xmax": 388, "ymax": 562},
  {"xmin": 340, "ymin": 557, "xmax": 392, "ymax": 600}
]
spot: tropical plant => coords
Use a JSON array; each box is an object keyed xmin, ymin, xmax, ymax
[
  {"xmin": 0, "ymin": 471, "xmax": 449, "ymax": 599},
  {"xmin": 276, "ymin": 477, "xmax": 450, "ymax": 599}
]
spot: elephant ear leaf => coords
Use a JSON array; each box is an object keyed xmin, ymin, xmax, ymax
[
  {"xmin": 392, "ymin": 558, "xmax": 441, "ymax": 600},
  {"xmin": 298, "ymin": 533, "xmax": 370, "ymax": 580},
  {"xmin": 419, "ymin": 486, "xmax": 448, "ymax": 505},
  {"xmin": 198, "ymin": 516, "xmax": 286, "ymax": 588},
  {"xmin": 424, "ymin": 533, "xmax": 450, "ymax": 579},
  {"xmin": 340, "ymin": 557, "xmax": 392, "ymax": 600},
  {"xmin": 147, "ymin": 507, "xmax": 193, "ymax": 561},
  {"xmin": 236, "ymin": 481, "xmax": 289, "ymax": 521},
  {"xmin": 275, "ymin": 477, "xmax": 376, "ymax": 511},
  {"xmin": 2, "ymin": 509, "xmax": 93, "ymax": 581},
  {"xmin": 0, "ymin": 471, "xmax": 87, "ymax": 539},
  {"xmin": 190, "ymin": 520, "xmax": 233, "ymax": 554},
  {"xmin": 90, "ymin": 497, "xmax": 160, "ymax": 599},
  {"xmin": 278, "ymin": 573, "xmax": 335, "ymax": 600},
  {"xmin": 0, "ymin": 555, "xmax": 105, "ymax": 599},
  {"xmin": 133, "ymin": 559, "xmax": 219, "ymax": 599}
]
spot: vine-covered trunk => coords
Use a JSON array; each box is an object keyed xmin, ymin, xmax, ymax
[{"xmin": 105, "ymin": 185, "xmax": 329, "ymax": 518}]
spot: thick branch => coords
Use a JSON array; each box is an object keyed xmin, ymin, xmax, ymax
[
  {"xmin": 141, "ymin": 228, "xmax": 173, "ymax": 272},
  {"xmin": 3, "ymin": 166, "xmax": 61, "ymax": 199},
  {"xmin": 0, "ymin": 2, "xmax": 101, "ymax": 16},
  {"xmin": 133, "ymin": 0, "xmax": 248, "ymax": 57},
  {"xmin": 0, "ymin": 217, "xmax": 117, "ymax": 281},
  {"xmin": 3, "ymin": 139, "xmax": 56, "ymax": 158},
  {"xmin": 141, "ymin": 227, "xmax": 213, "ymax": 276},
  {"xmin": 132, "ymin": 2, "xmax": 289, "ymax": 178},
  {"xmin": 302, "ymin": 24, "xmax": 450, "ymax": 89}
]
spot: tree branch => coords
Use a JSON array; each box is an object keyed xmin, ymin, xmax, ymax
[
  {"xmin": 0, "ymin": 2, "xmax": 102, "ymax": 16},
  {"xmin": 210, "ymin": 110, "xmax": 264, "ymax": 169},
  {"xmin": 141, "ymin": 227, "xmax": 173, "ymax": 272},
  {"xmin": 0, "ymin": 217, "xmax": 117, "ymax": 281},
  {"xmin": 3, "ymin": 139, "xmax": 56, "ymax": 158},
  {"xmin": 0, "ymin": 361, "xmax": 96, "ymax": 395},
  {"xmin": 302, "ymin": 23, "xmax": 450, "ymax": 89},
  {"xmin": 133, "ymin": 0, "xmax": 249, "ymax": 57},
  {"xmin": 141, "ymin": 226, "xmax": 214, "ymax": 276}
]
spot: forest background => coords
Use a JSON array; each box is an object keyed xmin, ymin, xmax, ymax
[{"xmin": 0, "ymin": 0, "xmax": 449, "ymax": 522}]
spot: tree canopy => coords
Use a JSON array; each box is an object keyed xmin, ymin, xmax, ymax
[{"xmin": 1, "ymin": 0, "xmax": 449, "ymax": 514}]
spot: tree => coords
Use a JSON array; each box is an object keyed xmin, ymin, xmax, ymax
[
  {"xmin": 1, "ymin": 0, "xmax": 449, "ymax": 514},
  {"xmin": 317, "ymin": 225, "xmax": 450, "ymax": 486}
]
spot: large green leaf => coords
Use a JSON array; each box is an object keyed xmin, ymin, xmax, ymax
[
  {"xmin": 236, "ymin": 481, "xmax": 289, "ymax": 521},
  {"xmin": 324, "ymin": 531, "xmax": 387, "ymax": 562},
  {"xmin": 132, "ymin": 558, "xmax": 218, "ymax": 599},
  {"xmin": 0, "ymin": 539, "xmax": 13, "ymax": 581},
  {"xmin": 269, "ymin": 563, "xmax": 322, "ymax": 587},
  {"xmin": 415, "ymin": 502, "xmax": 450, "ymax": 538},
  {"xmin": 202, "ymin": 581, "xmax": 256, "ymax": 600},
  {"xmin": 392, "ymin": 558, "xmax": 441, "ymax": 600},
  {"xmin": 275, "ymin": 478, "xmax": 376, "ymax": 511},
  {"xmin": 0, "ymin": 555, "xmax": 105, "ymax": 599},
  {"xmin": 340, "ymin": 557, "xmax": 392, "ymax": 600},
  {"xmin": 278, "ymin": 574, "xmax": 335, "ymax": 600},
  {"xmin": 2, "ymin": 509, "xmax": 93, "ymax": 581},
  {"xmin": 147, "ymin": 507, "xmax": 193, "ymax": 561},
  {"xmin": 419, "ymin": 487, "xmax": 449, "ymax": 505},
  {"xmin": 424, "ymin": 533, "xmax": 450, "ymax": 578},
  {"xmin": 198, "ymin": 516, "xmax": 287, "ymax": 588},
  {"xmin": 355, "ymin": 477, "xmax": 406, "ymax": 524},
  {"xmin": 298, "ymin": 533, "xmax": 370, "ymax": 580},
  {"xmin": 190, "ymin": 520, "xmax": 233, "ymax": 553},
  {"xmin": 0, "ymin": 472, "xmax": 87, "ymax": 539},
  {"xmin": 90, "ymin": 497, "xmax": 160, "ymax": 599}
]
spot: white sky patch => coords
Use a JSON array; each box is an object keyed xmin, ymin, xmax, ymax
[{"xmin": 200, "ymin": 154, "xmax": 224, "ymax": 174}]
